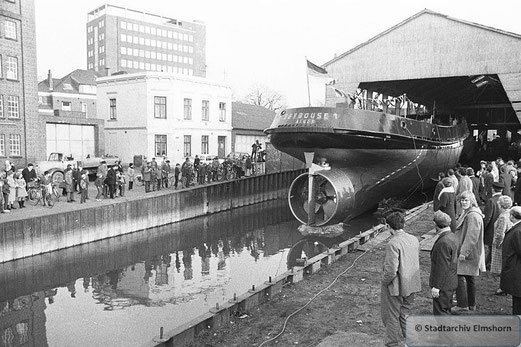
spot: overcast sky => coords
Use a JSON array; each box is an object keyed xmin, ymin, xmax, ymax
[{"xmin": 35, "ymin": 0, "xmax": 521, "ymax": 106}]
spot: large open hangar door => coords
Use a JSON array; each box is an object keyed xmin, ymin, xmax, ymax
[{"xmin": 46, "ymin": 123, "xmax": 95, "ymax": 159}]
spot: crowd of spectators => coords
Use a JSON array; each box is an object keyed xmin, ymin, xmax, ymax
[
  {"xmin": 0, "ymin": 153, "xmax": 265, "ymax": 212},
  {"xmin": 382, "ymin": 156, "xmax": 521, "ymax": 346}
]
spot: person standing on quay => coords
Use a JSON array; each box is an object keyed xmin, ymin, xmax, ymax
[
  {"xmin": 0, "ymin": 175, "xmax": 6, "ymax": 213},
  {"xmin": 105, "ymin": 165, "xmax": 117, "ymax": 199},
  {"xmin": 437, "ymin": 178, "xmax": 456, "ymax": 231},
  {"xmin": 483, "ymin": 182, "xmax": 503, "ymax": 269},
  {"xmin": 432, "ymin": 172, "xmax": 446, "ymax": 211},
  {"xmin": 15, "ymin": 173, "xmax": 27, "ymax": 208},
  {"xmin": 1, "ymin": 172, "xmax": 10, "ymax": 212},
  {"xmin": 381, "ymin": 212, "xmax": 421, "ymax": 347},
  {"xmin": 467, "ymin": 168, "xmax": 481, "ymax": 205},
  {"xmin": 174, "ymin": 163, "xmax": 181, "ymax": 189},
  {"xmin": 95, "ymin": 173, "xmax": 103, "ymax": 202},
  {"xmin": 21, "ymin": 163, "xmax": 37, "ymax": 185},
  {"xmin": 64, "ymin": 165, "xmax": 75, "ymax": 203},
  {"xmin": 491, "ymin": 195, "xmax": 512, "ymax": 295},
  {"xmin": 452, "ymin": 191, "xmax": 485, "ymax": 314},
  {"xmin": 430, "ymin": 211, "xmax": 458, "ymax": 315},
  {"xmin": 97, "ymin": 161, "xmax": 108, "ymax": 198},
  {"xmin": 500, "ymin": 206, "xmax": 521, "ymax": 315},
  {"xmin": 143, "ymin": 162, "xmax": 152, "ymax": 193},
  {"xmin": 127, "ymin": 163, "xmax": 135, "ymax": 191},
  {"xmin": 79, "ymin": 171, "xmax": 88, "ymax": 204},
  {"xmin": 481, "ymin": 164, "xmax": 494, "ymax": 203},
  {"xmin": 6, "ymin": 170, "xmax": 16, "ymax": 210}
]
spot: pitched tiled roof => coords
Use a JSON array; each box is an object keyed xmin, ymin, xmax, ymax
[
  {"xmin": 232, "ymin": 102, "xmax": 276, "ymax": 131},
  {"xmin": 38, "ymin": 69, "xmax": 102, "ymax": 93}
]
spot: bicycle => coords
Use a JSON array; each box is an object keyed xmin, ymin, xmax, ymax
[{"xmin": 28, "ymin": 182, "xmax": 59, "ymax": 208}]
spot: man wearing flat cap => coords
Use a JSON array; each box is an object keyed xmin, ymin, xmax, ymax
[
  {"xmin": 483, "ymin": 181, "xmax": 504, "ymax": 270},
  {"xmin": 430, "ymin": 210, "xmax": 458, "ymax": 315},
  {"xmin": 381, "ymin": 212, "xmax": 421, "ymax": 347},
  {"xmin": 500, "ymin": 206, "xmax": 521, "ymax": 314}
]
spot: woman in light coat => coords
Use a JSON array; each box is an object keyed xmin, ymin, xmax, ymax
[
  {"xmin": 453, "ymin": 190, "xmax": 485, "ymax": 313},
  {"xmin": 6, "ymin": 170, "xmax": 17, "ymax": 210}
]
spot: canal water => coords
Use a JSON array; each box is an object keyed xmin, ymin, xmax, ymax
[{"xmin": 0, "ymin": 194, "xmax": 427, "ymax": 347}]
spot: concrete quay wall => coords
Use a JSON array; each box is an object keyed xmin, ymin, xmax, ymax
[{"xmin": 0, "ymin": 170, "xmax": 304, "ymax": 263}]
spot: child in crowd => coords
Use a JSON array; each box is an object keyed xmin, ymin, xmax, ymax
[
  {"xmin": 127, "ymin": 163, "xmax": 134, "ymax": 191},
  {"xmin": 41, "ymin": 171, "xmax": 53, "ymax": 207},
  {"xmin": 6, "ymin": 170, "xmax": 16, "ymax": 210},
  {"xmin": 15, "ymin": 173, "xmax": 27, "ymax": 208},
  {"xmin": 95, "ymin": 173, "xmax": 103, "ymax": 202},
  {"xmin": 117, "ymin": 171, "xmax": 126, "ymax": 197},
  {"xmin": 79, "ymin": 172, "xmax": 88, "ymax": 204}
]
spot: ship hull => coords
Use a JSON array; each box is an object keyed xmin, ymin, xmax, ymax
[{"xmin": 265, "ymin": 106, "xmax": 469, "ymax": 225}]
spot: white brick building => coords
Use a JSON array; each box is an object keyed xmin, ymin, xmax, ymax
[{"xmin": 96, "ymin": 72, "xmax": 232, "ymax": 165}]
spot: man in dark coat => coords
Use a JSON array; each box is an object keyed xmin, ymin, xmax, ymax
[
  {"xmin": 438, "ymin": 178, "xmax": 456, "ymax": 231},
  {"xmin": 430, "ymin": 211, "xmax": 459, "ymax": 315},
  {"xmin": 483, "ymin": 181, "xmax": 503, "ymax": 269},
  {"xmin": 467, "ymin": 168, "xmax": 481, "ymax": 205},
  {"xmin": 105, "ymin": 165, "xmax": 117, "ymax": 199},
  {"xmin": 432, "ymin": 172, "xmax": 446, "ymax": 211},
  {"xmin": 499, "ymin": 165, "xmax": 514, "ymax": 199},
  {"xmin": 515, "ymin": 167, "xmax": 521, "ymax": 206},
  {"xmin": 21, "ymin": 163, "xmax": 37, "ymax": 184},
  {"xmin": 500, "ymin": 206, "xmax": 521, "ymax": 314}
]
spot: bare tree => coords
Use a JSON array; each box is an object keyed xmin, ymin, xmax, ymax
[{"xmin": 243, "ymin": 84, "xmax": 286, "ymax": 112}]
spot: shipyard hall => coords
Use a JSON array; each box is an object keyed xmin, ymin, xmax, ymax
[{"xmin": 322, "ymin": 9, "xmax": 521, "ymax": 165}]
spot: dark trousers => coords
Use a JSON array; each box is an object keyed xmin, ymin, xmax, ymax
[
  {"xmin": 80, "ymin": 190, "xmax": 87, "ymax": 203},
  {"xmin": 513, "ymin": 296, "xmax": 521, "ymax": 315},
  {"xmin": 144, "ymin": 181, "xmax": 151, "ymax": 193},
  {"xmin": 174, "ymin": 177, "xmax": 179, "ymax": 188},
  {"xmin": 128, "ymin": 181, "xmax": 134, "ymax": 190},
  {"xmin": 3, "ymin": 193, "xmax": 9, "ymax": 210},
  {"xmin": 96, "ymin": 186, "xmax": 103, "ymax": 200},
  {"xmin": 484, "ymin": 244, "xmax": 492, "ymax": 270},
  {"xmin": 456, "ymin": 275, "xmax": 476, "ymax": 308},
  {"xmin": 107, "ymin": 183, "xmax": 115, "ymax": 199},
  {"xmin": 433, "ymin": 289, "xmax": 454, "ymax": 315}
]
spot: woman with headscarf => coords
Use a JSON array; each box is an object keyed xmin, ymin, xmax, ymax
[{"xmin": 452, "ymin": 190, "xmax": 486, "ymax": 313}]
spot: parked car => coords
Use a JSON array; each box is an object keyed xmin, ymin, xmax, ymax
[
  {"xmin": 193, "ymin": 155, "xmax": 223, "ymax": 164},
  {"xmin": 35, "ymin": 152, "xmax": 119, "ymax": 183},
  {"xmin": 227, "ymin": 152, "xmax": 250, "ymax": 160}
]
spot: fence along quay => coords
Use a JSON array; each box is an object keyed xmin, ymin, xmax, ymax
[{"xmin": 0, "ymin": 170, "xmax": 304, "ymax": 263}]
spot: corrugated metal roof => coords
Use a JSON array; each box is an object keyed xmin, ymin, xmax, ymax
[
  {"xmin": 232, "ymin": 102, "xmax": 276, "ymax": 130},
  {"xmin": 324, "ymin": 9, "xmax": 521, "ymax": 68}
]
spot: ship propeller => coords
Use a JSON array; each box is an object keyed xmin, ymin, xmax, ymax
[
  {"xmin": 288, "ymin": 168, "xmax": 354, "ymax": 227},
  {"xmin": 302, "ymin": 176, "xmax": 337, "ymax": 225}
]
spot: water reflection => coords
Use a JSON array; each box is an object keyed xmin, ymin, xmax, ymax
[{"xmin": 0, "ymin": 199, "xmax": 378, "ymax": 347}]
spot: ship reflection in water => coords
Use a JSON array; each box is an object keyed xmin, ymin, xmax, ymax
[{"xmin": 0, "ymin": 200, "xmax": 379, "ymax": 347}]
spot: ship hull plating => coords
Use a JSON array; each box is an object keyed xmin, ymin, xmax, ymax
[{"xmin": 265, "ymin": 106, "xmax": 468, "ymax": 226}]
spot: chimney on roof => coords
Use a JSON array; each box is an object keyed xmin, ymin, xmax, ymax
[
  {"xmin": 48, "ymin": 69, "xmax": 53, "ymax": 91},
  {"xmin": 105, "ymin": 67, "xmax": 111, "ymax": 76}
]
